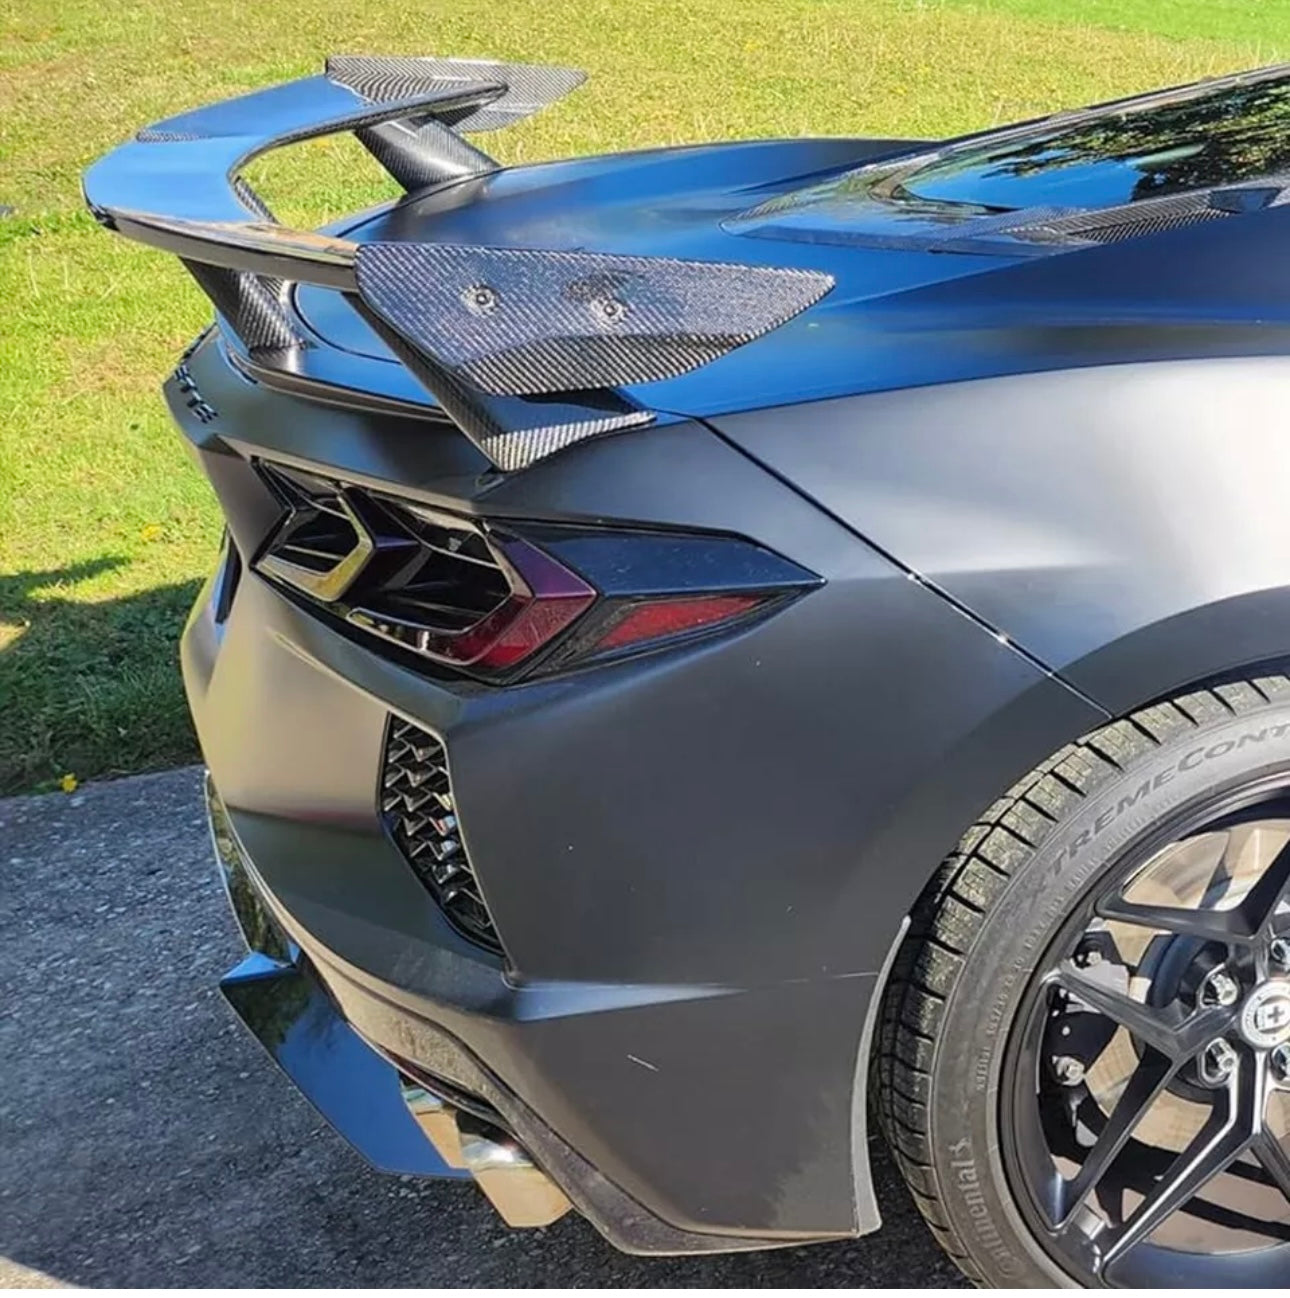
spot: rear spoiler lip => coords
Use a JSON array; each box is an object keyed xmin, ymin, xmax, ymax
[
  {"xmin": 85, "ymin": 58, "xmax": 834, "ymax": 470},
  {"xmin": 98, "ymin": 212, "xmax": 360, "ymax": 291},
  {"xmin": 83, "ymin": 79, "xmax": 504, "ymax": 234}
]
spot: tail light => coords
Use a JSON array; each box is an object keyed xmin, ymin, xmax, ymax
[
  {"xmin": 349, "ymin": 530, "xmax": 596, "ymax": 673},
  {"xmin": 253, "ymin": 462, "xmax": 819, "ymax": 680},
  {"xmin": 587, "ymin": 594, "xmax": 767, "ymax": 653}
]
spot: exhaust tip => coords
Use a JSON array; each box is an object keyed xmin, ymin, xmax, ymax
[
  {"xmin": 401, "ymin": 1083, "xmax": 468, "ymax": 1169},
  {"xmin": 459, "ymin": 1127, "xmax": 573, "ymax": 1227},
  {"xmin": 400, "ymin": 1078, "xmax": 572, "ymax": 1228}
]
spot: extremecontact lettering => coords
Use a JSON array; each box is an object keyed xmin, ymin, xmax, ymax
[{"xmin": 1052, "ymin": 725, "xmax": 1290, "ymax": 869}]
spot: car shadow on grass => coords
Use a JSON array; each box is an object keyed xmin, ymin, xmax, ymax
[{"xmin": 0, "ymin": 559, "xmax": 203, "ymax": 794}]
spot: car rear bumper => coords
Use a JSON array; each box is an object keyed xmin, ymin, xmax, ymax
[
  {"xmin": 207, "ymin": 756, "xmax": 864, "ymax": 1253},
  {"xmin": 176, "ymin": 330, "xmax": 1103, "ymax": 1252},
  {"xmin": 210, "ymin": 778, "xmax": 756, "ymax": 1250},
  {"xmin": 188, "ymin": 555, "xmax": 873, "ymax": 1252}
]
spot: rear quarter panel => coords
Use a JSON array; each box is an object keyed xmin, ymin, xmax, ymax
[{"xmin": 714, "ymin": 357, "xmax": 1290, "ymax": 713}]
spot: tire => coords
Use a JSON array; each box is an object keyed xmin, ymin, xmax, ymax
[{"xmin": 875, "ymin": 676, "xmax": 1290, "ymax": 1287}]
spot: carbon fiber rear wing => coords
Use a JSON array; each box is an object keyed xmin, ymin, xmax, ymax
[{"xmin": 84, "ymin": 57, "xmax": 833, "ymax": 470}]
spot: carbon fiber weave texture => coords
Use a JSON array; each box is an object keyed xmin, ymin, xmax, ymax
[
  {"xmin": 1005, "ymin": 189, "xmax": 1233, "ymax": 245},
  {"xmin": 231, "ymin": 174, "xmax": 277, "ymax": 223},
  {"xmin": 352, "ymin": 295, "xmax": 655, "ymax": 470},
  {"xmin": 325, "ymin": 55, "xmax": 585, "ymax": 132},
  {"xmin": 354, "ymin": 119, "xmax": 497, "ymax": 189},
  {"xmin": 354, "ymin": 244, "xmax": 834, "ymax": 397},
  {"xmin": 135, "ymin": 128, "xmax": 204, "ymax": 142},
  {"xmin": 481, "ymin": 409, "xmax": 655, "ymax": 471},
  {"xmin": 183, "ymin": 261, "xmax": 304, "ymax": 354}
]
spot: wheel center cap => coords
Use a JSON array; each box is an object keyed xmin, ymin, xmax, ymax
[{"xmin": 1239, "ymin": 979, "xmax": 1290, "ymax": 1048}]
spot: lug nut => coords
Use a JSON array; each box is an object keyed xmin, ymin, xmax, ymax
[
  {"xmin": 1270, "ymin": 938, "xmax": 1290, "ymax": 971},
  {"xmin": 1272, "ymin": 1044, "xmax": 1290, "ymax": 1084},
  {"xmin": 1053, "ymin": 1055, "xmax": 1086, "ymax": 1086},
  {"xmin": 1199, "ymin": 1038, "xmax": 1238, "ymax": 1087},
  {"xmin": 1200, "ymin": 967, "xmax": 1241, "ymax": 1008}
]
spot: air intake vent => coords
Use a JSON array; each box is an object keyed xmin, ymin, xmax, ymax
[{"xmin": 381, "ymin": 718, "xmax": 501, "ymax": 953}]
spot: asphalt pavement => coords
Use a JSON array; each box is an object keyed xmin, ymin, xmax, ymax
[{"xmin": 0, "ymin": 767, "xmax": 963, "ymax": 1287}]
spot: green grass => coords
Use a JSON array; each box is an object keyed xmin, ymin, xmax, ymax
[
  {"xmin": 2, "ymin": 0, "xmax": 1288, "ymax": 792},
  {"xmin": 936, "ymin": 0, "xmax": 1290, "ymax": 55}
]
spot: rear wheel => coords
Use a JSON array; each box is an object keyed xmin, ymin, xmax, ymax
[{"xmin": 877, "ymin": 678, "xmax": 1290, "ymax": 1286}]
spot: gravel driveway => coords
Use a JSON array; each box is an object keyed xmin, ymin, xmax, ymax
[{"xmin": 0, "ymin": 768, "xmax": 962, "ymax": 1287}]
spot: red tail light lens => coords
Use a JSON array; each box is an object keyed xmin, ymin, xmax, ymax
[
  {"xmin": 590, "ymin": 593, "xmax": 768, "ymax": 653},
  {"xmin": 460, "ymin": 537, "xmax": 597, "ymax": 670}
]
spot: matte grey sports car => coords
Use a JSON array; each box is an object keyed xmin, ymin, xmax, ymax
[{"xmin": 86, "ymin": 56, "xmax": 1290, "ymax": 1286}]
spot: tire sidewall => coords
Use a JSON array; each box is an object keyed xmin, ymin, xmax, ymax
[{"xmin": 930, "ymin": 706, "xmax": 1290, "ymax": 1286}]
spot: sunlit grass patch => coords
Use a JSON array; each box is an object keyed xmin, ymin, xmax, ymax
[{"xmin": 1, "ymin": 0, "xmax": 1284, "ymax": 790}]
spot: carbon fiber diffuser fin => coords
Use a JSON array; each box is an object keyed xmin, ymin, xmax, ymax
[{"xmin": 354, "ymin": 244, "xmax": 834, "ymax": 397}]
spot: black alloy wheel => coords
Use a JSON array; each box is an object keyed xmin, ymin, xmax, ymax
[
  {"xmin": 1004, "ymin": 794, "xmax": 1290, "ymax": 1285},
  {"xmin": 877, "ymin": 678, "xmax": 1290, "ymax": 1287}
]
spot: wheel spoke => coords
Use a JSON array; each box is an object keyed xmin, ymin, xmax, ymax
[
  {"xmin": 1097, "ymin": 894, "xmax": 1255, "ymax": 946},
  {"xmin": 1051, "ymin": 964, "xmax": 1229, "ymax": 1060},
  {"xmin": 1251, "ymin": 1129, "xmax": 1290, "ymax": 1203},
  {"xmin": 1056, "ymin": 1050, "xmax": 1179, "ymax": 1228},
  {"xmin": 1099, "ymin": 1059, "xmax": 1258, "ymax": 1277},
  {"xmin": 1250, "ymin": 840, "xmax": 1290, "ymax": 937},
  {"xmin": 1007, "ymin": 803, "xmax": 1290, "ymax": 1284},
  {"xmin": 1102, "ymin": 827, "xmax": 1290, "ymax": 945}
]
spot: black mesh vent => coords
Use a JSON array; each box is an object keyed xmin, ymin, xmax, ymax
[{"xmin": 381, "ymin": 718, "xmax": 501, "ymax": 954}]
